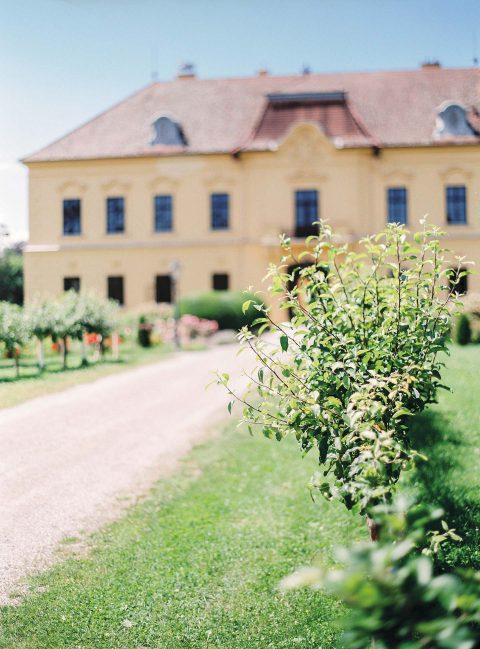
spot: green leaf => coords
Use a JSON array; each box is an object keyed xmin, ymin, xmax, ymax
[
  {"xmin": 326, "ymin": 396, "xmax": 342, "ymax": 409},
  {"xmin": 280, "ymin": 335, "xmax": 289, "ymax": 352},
  {"xmin": 392, "ymin": 408, "xmax": 413, "ymax": 420},
  {"xmin": 242, "ymin": 300, "xmax": 253, "ymax": 314}
]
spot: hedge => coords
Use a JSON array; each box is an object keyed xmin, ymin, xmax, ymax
[{"xmin": 178, "ymin": 291, "xmax": 263, "ymax": 331}]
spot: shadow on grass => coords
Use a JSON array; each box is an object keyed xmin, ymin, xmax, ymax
[{"xmin": 409, "ymin": 410, "xmax": 480, "ymax": 570}]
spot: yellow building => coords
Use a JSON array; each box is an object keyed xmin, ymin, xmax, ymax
[{"xmin": 23, "ymin": 64, "xmax": 480, "ymax": 317}]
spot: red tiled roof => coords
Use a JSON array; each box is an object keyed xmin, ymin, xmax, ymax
[{"xmin": 24, "ymin": 67, "xmax": 480, "ymax": 163}]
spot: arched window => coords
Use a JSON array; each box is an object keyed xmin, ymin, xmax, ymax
[{"xmin": 151, "ymin": 116, "xmax": 187, "ymax": 146}]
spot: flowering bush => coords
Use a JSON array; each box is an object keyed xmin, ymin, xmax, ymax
[
  {"xmin": 154, "ymin": 314, "xmax": 218, "ymax": 346},
  {"xmin": 179, "ymin": 314, "xmax": 219, "ymax": 340},
  {"xmin": 85, "ymin": 333, "xmax": 102, "ymax": 346}
]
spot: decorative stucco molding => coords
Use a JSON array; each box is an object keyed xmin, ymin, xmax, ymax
[
  {"xmin": 439, "ymin": 167, "xmax": 473, "ymax": 182},
  {"xmin": 57, "ymin": 181, "xmax": 87, "ymax": 195}
]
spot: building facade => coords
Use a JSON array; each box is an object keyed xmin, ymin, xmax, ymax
[{"xmin": 23, "ymin": 65, "xmax": 480, "ymax": 318}]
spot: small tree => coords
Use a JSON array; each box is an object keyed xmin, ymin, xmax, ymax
[
  {"xmin": 52, "ymin": 291, "xmax": 85, "ymax": 369},
  {"xmin": 218, "ymin": 221, "xmax": 469, "ymax": 538},
  {"xmin": 455, "ymin": 313, "xmax": 471, "ymax": 346},
  {"xmin": 0, "ymin": 302, "xmax": 31, "ymax": 377},
  {"xmin": 27, "ymin": 295, "xmax": 57, "ymax": 370},
  {"xmin": 79, "ymin": 292, "xmax": 119, "ymax": 363}
]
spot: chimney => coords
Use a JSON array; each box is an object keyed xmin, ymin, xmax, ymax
[
  {"xmin": 257, "ymin": 68, "xmax": 269, "ymax": 77},
  {"xmin": 421, "ymin": 60, "xmax": 441, "ymax": 70},
  {"xmin": 177, "ymin": 62, "xmax": 196, "ymax": 79}
]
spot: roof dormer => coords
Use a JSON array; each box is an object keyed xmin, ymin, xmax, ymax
[
  {"xmin": 252, "ymin": 91, "xmax": 371, "ymax": 147},
  {"xmin": 151, "ymin": 116, "xmax": 187, "ymax": 146},
  {"xmin": 435, "ymin": 102, "xmax": 475, "ymax": 137}
]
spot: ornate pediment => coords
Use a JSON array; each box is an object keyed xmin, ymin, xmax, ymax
[
  {"xmin": 287, "ymin": 170, "xmax": 329, "ymax": 184},
  {"xmin": 147, "ymin": 175, "xmax": 179, "ymax": 191},
  {"xmin": 439, "ymin": 166, "xmax": 473, "ymax": 182},
  {"xmin": 100, "ymin": 179, "xmax": 131, "ymax": 193},
  {"xmin": 382, "ymin": 169, "xmax": 414, "ymax": 183},
  {"xmin": 57, "ymin": 180, "xmax": 87, "ymax": 195},
  {"xmin": 278, "ymin": 122, "xmax": 331, "ymax": 163},
  {"xmin": 204, "ymin": 174, "xmax": 236, "ymax": 189}
]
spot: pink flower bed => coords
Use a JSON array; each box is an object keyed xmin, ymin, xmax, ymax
[{"xmin": 154, "ymin": 314, "xmax": 218, "ymax": 344}]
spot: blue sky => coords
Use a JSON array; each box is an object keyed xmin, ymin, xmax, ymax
[{"xmin": 1, "ymin": 0, "xmax": 479, "ymax": 237}]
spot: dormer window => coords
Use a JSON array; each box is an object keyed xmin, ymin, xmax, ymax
[
  {"xmin": 151, "ymin": 116, "xmax": 187, "ymax": 146},
  {"xmin": 435, "ymin": 103, "xmax": 475, "ymax": 137}
]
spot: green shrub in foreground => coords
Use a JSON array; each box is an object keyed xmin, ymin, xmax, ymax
[
  {"xmin": 179, "ymin": 290, "xmax": 262, "ymax": 330},
  {"xmin": 282, "ymin": 499, "xmax": 480, "ymax": 649},
  {"xmin": 218, "ymin": 222, "xmax": 476, "ymax": 646},
  {"xmin": 219, "ymin": 221, "xmax": 468, "ymax": 530}
]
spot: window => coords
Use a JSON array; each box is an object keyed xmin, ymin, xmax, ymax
[
  {"xmin": 212, "ymin": 273, "xmax": 229, "ymax": 291},
  {"xmin": 446, "ymin": 186, "xmax": 467, "ymax": 224},
  {"xmin": 64, "ymin": 277, "xmax": 80, "ymax": 292},
  {"xmin": 107, "ymin": 197, "xmax": 125, "ymax": 233},
  {"xmin": 387, "ymin": 187, "xmax": 408, "ymax": 225},
  {"xmin": 211, "ymin": 193, "xmax": 229, "ymax": 230},
  {"xmin": 295, "ymin": 190, "xmax": 318, "ymax": 237},
  {"xmin": 155, "ymin": 275, "xmax": 172, "ymax": 303},
  {"xmin": 107, "ymin": 276, "xmax": 124, "ymax": 305},
  {"xmin": 448, "ymin": 268, "xmax": 468, "ymax": 295},
  {"xmin": 154, "ymin": 195, "xmax": 173, "ymax": 232},
  {"xmin": 63, "ymin": 199, "xmax": 81, "ymax": 235}
]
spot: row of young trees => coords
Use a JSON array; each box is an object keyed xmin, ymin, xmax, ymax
[
  {"xmin": 219, "ymin": 221, "xmax": 480, "ymax": 647},
  {"xmin": 0, "ymin": 291, "xmax": 119, "ymax": 376}
]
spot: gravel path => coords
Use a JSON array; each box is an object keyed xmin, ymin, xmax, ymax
[{"xmin": 0, "ymin": 344, "xmax": 250, "ymax": 603}]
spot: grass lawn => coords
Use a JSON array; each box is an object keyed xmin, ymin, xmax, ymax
[
  {"xmin": 0, "ymin": 420, "xmax": 366, "ymax": 649},
  {"xmin": 0, "ymin": 345, "xmax": 478, "ymax": 648},
  {"xmin": 408, "ymin": 344, "xmax": 480, "ymax": 570},
  {"xmin": 0, "ymin": 340, "xmax": 172, "ymax": 409}
]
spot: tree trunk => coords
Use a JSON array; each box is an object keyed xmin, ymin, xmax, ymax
[
  {"xmin": 367, "ymin": 516, "xmax": 380, "ymax": 542},
  {"xmin": 14, "ymin": 352, "xmax": 20, "ymax": 378},
  {"xmin": 80, "ymin": 335, "xmax": 88, "ymax": 367},
  {"xmin": 37, "ymin": 339, "xmax": 45, "ymax": 371},
  {"xmin": 62, "ymin": 337, "xmax": 68, "ymax": 370}
]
